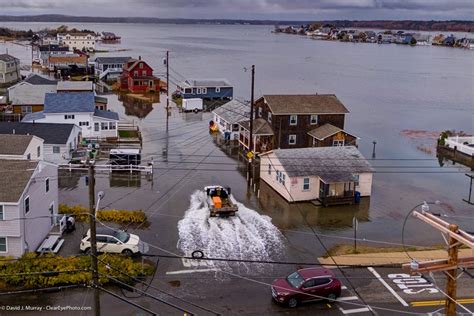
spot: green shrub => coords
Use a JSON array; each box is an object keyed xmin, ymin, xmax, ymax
[{"xmin": 59, "ymin": 204, "xmax": 147, "ymax": 224}]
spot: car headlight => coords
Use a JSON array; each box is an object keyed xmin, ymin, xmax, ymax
[{"xmin": 278, "ymin": 292, "xmax": 290, "ymax": 296}]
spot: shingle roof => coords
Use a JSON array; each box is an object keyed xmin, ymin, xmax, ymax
[
  {"xmin": 22, "ymin": 112, "xmax": 46, "ymax": 122},
  {"xmin": 0, "ymin": 122, "xmax": 76, "ymax": 145},
  {"xmin": 8, "ymin": 83, "xmax": 57, "ymax": 105},
  {"xmin": 307, "ymin": 123, "xmax": 357, "ymax": 140},
  {"xmin": 262, "ymin": 95, "xmax": 349, "ymax": 115},
  {"xmin": 269, "ymin": 146, "xmax": 372, "ymax": 183},
  {"xmin": 57, "ymin": 81, "xmax": 93, "ymax": 91},
  {"xmin": 213, "ymin": 100, "xmax": 249, "ymax": 124},
  {"xmin": 95, "ymin": 56, "xmax": 131, "ymax": 64},
  {"xmin": 0, "ymin": 134, "xmax": 34, "ymax": 155},
  {"xmin": 183, "ymin": 79, "xmax": 232, "ymax": 88},
  {"xmin": 0, "ymin": 160, "xmax": 38, "ymax": 203},
  {"xmin": 44, "ymin": 92, "xmax": 95, "ymax": 113},
  {"xmin": 49, "ymin": 55, "xmax": 87, "ymax": 65},
  {"xmin": 24, "ymin": 73, "xmax": 57, "ymax": 85},
  {"xmin": 94, "ymin": 109, "xmax": 119, "ymax": 121},
  {"xmin": 239, "ymin": 118, "xmax": 274, "ymax": 135},
  {"xmin": 0, "ymin": 54, "xmax": 19, "ymax": 63}
]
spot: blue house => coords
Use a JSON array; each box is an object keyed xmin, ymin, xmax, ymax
[
  {"xmin": 178, "ymin": 79, "xmax": 233, "ymax": 101},
  {"xmin": 443, "ymin": 35, "xmax": 456, "ymax": 47}
]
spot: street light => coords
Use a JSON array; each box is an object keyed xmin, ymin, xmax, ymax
[{"xmin": 95, "ymin": 191, "xmax": 105, "ymax": 215}]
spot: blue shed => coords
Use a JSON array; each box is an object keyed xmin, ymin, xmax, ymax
[{"xmin": 179, "ymin": 79, "xmax": 233, "ymax": 101}]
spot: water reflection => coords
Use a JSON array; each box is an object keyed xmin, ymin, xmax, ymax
[
  {"xmin": 257, "ymin": 180, "xmax": 370, "ymax": 231},
  {"xmin": 58, "ymin": 170, "xmax": 83, "ymax": 190},
  {"xmin": 181, "ymin": 111, "xmax": 204, "ymax": 122},
  {"xmin": 118, "ymin": 93, "xmax": 155, "ymax": 119},
  {"xmin": 109, "ymin": 172, "xmax": 142, "ymax": 187}
]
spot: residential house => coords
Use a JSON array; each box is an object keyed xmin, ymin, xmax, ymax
[
  {"xmin": 308, "ymin": 123, "xmax": 358, "ymax": 147},
  {"xmin": 94, "ymin": 56, "xmax": 131, "ymax": 81},
  {"xmin": 37, "ymin": 44, "xmax": 69, "ymax": 67},
  {"xmin": 239, "ymin": 94, "xmax": 351, "ymax": 154},
  {"xmin": 178, "ymin": 79, "xmax": 233, "ymax": 100},
  {"xmin": 0, "ymin": 159, "xmax": 58, "ymax": 257},
  {"xmin": 377, "ymin": 33, "xmax": 394, "ymax": 44},
  {"xmin": 461, "ymin": 38, "xmax": 474, "ymax": 49},
  {"xmin": 413, "ymin": 34, "xmax": 431, "ymax": 46},
  {"xmin": 57, "ymin": 33, "xmax": 96, "ymax": 51},
  {"xmin": 0, "ymin": 54, "xmax": 21, "ymax": 87},
  {"xmin": 120, "ymin": 57, "xmax": 160, "ymax": 93},
  {"xmin": 432, "ymin": 34, "xmax": 446, "ymax": 45},
  {"xmin": 0, "ymin": 134, "xmax": 44, "ymax": 160},
  {"xmin": 22, "ymin": 92, "xmax": 119, "ymax": 139},
  {"xmin": 48, "ymin": 54, "xmax": 88, "ymax": 74},
  {"xmin": 443, "ymin": 35, "xmax": 456, "ymax": 47},
  {"xmin": 212, "ymin": 100, "xmax": 250, "ymax": 141},
  {"xmin": 7, "ymin": 74, "xmax": 57, "ymax": 115},
  {"xmin": 100, "ymin": 32, "xmax": 121, "ymax": 41},
  {"xmin": 57, "ymin": 81, "xmax": 107, "ymax": 110},
  {"xmin": 259, "ymin": 146, "xmax": 373, "ymax": 205},
  {"xmin": 0, "ymin": 122, "xmax": 81, "ymax": 163}
]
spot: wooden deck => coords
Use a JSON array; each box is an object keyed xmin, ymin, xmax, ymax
[{"xmin": 319, "ymin": 195, "xmax": 355, "ymax": 206}]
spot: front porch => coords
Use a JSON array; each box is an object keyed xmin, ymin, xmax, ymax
[{"xmin": 318, "ymin": 180, "xmax": 357, "ymax": 206}]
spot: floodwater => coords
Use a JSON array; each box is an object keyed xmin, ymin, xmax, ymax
[{"xmin": 1, "ymin": 22, "xmax": 473, "ymax": 252}]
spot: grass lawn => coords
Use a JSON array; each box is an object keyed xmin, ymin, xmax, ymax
[{"xmin": 119, "ymin": 130, "xmax": 139, "ymax": 138}]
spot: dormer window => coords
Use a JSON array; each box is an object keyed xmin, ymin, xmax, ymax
[{"xmin": 139, "ymin": 63, "xmax": 144, "ymax": 69}]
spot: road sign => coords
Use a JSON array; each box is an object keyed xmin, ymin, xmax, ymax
[{"xmin": 247, "ymin": 151, "xmax": 254, "ymax": 159}]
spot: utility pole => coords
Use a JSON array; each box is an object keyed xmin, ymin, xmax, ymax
[
  {"xmin": 446, "ymin": 223, "xmax": 459, "ymax": 316},
  {"xmin": 88, "ymin": 159, "xmax": 100, "ymax": 316},
  {"xmin": 166, "ymin": 50, "xmax": 169, "ymax": 133},
  {"xmin": 247, "ymin": 65, "xmax": 255, "ymax": 184}
]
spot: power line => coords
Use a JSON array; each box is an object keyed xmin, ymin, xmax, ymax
[{"xmin": 96, "ymin": 285, "xmax": 157, "ymax": 316}]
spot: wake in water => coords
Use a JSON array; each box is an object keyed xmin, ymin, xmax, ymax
[{"xmin": 177, "ymin": 191, "xmax": 286, "ymax": 274}]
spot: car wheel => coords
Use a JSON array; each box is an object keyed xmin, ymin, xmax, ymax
[
  {"xmin": 327, "ymin": 293, "xmax": 338, "ymax": 302},
  {"xmin": 122, "ymin": 249, "xmax": 133, "ymax": 256},
  {"xmin": 83, "ymin": 247, "xmax": 91, "ymax": 254},
  {"xmin": 287, "ymin": 298, "xmax": 298, "ymax": 308}
]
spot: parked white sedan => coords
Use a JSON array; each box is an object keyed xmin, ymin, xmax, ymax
[{"xmin": 80, "ymin": 227, "xmax": 149, "ymax": 255}]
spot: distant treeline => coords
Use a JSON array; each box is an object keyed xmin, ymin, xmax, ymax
[
  {"xmin": 0, "ymin": 25, "xmax": 95, "ymax": 40},
  {"xmin": 0, "ymin": 15, "xmax": 472, "ymax": 32}
]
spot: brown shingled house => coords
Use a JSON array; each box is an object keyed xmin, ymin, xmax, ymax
[{"xmin": 239, "ymin": 94, "xmax": 357, "ymax": 153}]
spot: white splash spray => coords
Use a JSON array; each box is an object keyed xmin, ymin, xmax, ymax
[{"xmin": 177, "ymin": 191, "xmax": 286, "ymax": 274}]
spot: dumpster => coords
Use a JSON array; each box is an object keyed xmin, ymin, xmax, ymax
[{"xmin": 354, "ymin": 191, "xmax": 361, "ymax": 204}]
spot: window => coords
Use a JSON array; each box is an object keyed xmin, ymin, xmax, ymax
[
  {"xmin": 289, "ymin": 115, "xmax": 298, "ymax": 126},
  {"xmin": 96, "ymin": 236, "xmax": 108, "ymax": 243},
  {"xmin": 333, "ymin": 140, "xmax": 344, "ymax": 146},
  {"xmin": 215, "ymin": 87, "xmax": 220, "ymax": 93},
  {"xmin": 310, "ymin": 115, "xmax": 318, "ymax": 125},
  {"xmin": 142, "ymin": 70, "xmax": 147, "ymax": 76},
  {"xmin": 21, "ymin": 106, "xmax": 32, "ymax": 113},
  {"xmin": 276, "ymin": 171, "xmax": 286, "ymax": 185},
  {"xmin": 24, "ymin": 197, "xmax": 30, "ymax": 214},
  {"xmin": 109, "ymin": 122, "xmax": 116, "ymax": 130},
  {"xmin": 354, "ymin": 174, "xmax": 360, "ymax": 187},
  {"xmin": 184, "ymin": 88, "xmax": 192, "ymax": 94},
  {"xmin": 268, "ymin": 164, "xmax": 272, "ymax": 175},
  {"xmin": 53, "ymin": 146, "xmax": 60, "ymax": 154},
  {"xmin": 27, "ymin": 153, "xmax": 31, "ymax": 160},
  {"xmin": 258, "ymin": 107, "xmax": 262, "ymax": 117},
  {"xmin": 303, "ymin": 178, "xmax": 310, "ymax": 190},
  {"xmin": 276, "ymin": 170, "xmax": 280, "ymax": 181},
  {"xmin": 289, "ymin": 134, "xmax": 297, "ymax": 145},
  {"xmin": 313, "ymin": 278, "xmax": 332, "ymax": 286},
  {"xmin": 79, "ymin": 121, "xmax": 89, "ymax": 126},
  {"xmin": 0, "ymin": 205, "xmax": 4, "ymax": 220},
  {"xmin": 64, "ymin": 115, "xmax": 75, "ymax": 120},
  {"xmin": 94, "ymin": 122, "xmax": 100, "ymax": 131},
  {"xmin": 268, "ymin": 112, "xmax": 272, "ymax": 123},
  {"xmin": 139, "ymin": 63, "xmax": 143, "ymax": 69},
  {"xmin": 232, "ymin": 124, "xmax": 239, "ymax": 132},
  {"xmin": 37, "ymin": 146, "xmax": 41, "ymax": 157},
  {"xmin": 134, "ymin": 71, "xmax": 138, "ymax": 77},
  {"xmin": 303, "ymin": 279, "xmax": 316, "ymax": 288},
  {"xmin": 0, "ymin": 237, "xmax": 6, "ymax": 252},
  {"xmin": 101, "ymin": 122, "xmax": 109, "ymax": 130},
  {"xmin": 45, "ymin": 178, "xmax": 50, "ymax": 193}
]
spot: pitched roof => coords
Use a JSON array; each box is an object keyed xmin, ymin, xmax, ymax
[
  {"xmin": 94, "ymin": 109, "xmax": 119, "ymax": 121},
  {"xmin": 57, "ymin": 81, "xmax": 93, "ymax": 91},
  {"xmin": 0, "ymin": 134, "xmax": 34, "ymax": 155},
  {"xmin": 262, "ymin": 95, "xmax": 349, "ymax": 115},
  {"xmin": 44, "ymin": 92, "xmax": 95, "ymax": 113},
  {"xmin": 24, "ymin": 73, "xmax": 57, "ymax": 85},
  {"xmin": 0, "ymin": 54, "xmax": 19, "ymax": 63},
  {"xmin": 22, "ymin": 112, "xmax": 46, "ymax": 122},
  {"xmin": 267, "ymin": 146, "xmax": 372, "ymax": 182},
  {"xmin": 38, "ymin": 44, "xmax": 69, "ymax": 52},
  {"xmin": 212, "ymin": 100, "xmax": 250, "ymax": 124},
  {"xmin": 9, "ymin": 83, "xmax": 57, "ymax": 105},
  {"xmin": 95, "ymin": 56, "xmax": 131, "ymax": 64},
  {"xmin": 239, "ymin": 118, "xmax": 274, "ymax": 135},
  {"xmin": 183, "ymin": 79, "xmax": 232, "ymax": 88},
  {"xmin": 0, "ymin": 122, "xmax": 76, "ymax": 145},
  {"xmin": 0, "ymin": 160, "xmax": 39, "ymax": 203},
  {"xmin": 307, "ymin": 123, "xmax": 358, "ymax": 140}
]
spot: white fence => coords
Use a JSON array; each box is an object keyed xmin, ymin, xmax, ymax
[
  {"xmin": 59, "ymin": 163, "xmax": 153, "ymax": 174},
  {"xmin": 445, "ymin": 136, "xmax": 474, "ymax": 156}
]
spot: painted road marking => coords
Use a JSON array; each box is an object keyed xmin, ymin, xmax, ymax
[
  {"xmin": 166, "ymin": 269, "xmax": 218, "ymax": 275},
  {"xmin": 337, "ymin": 296, "xmax": 359, "ymax": 302},
  {"xmin": 338, "ymin": 307, "xmax": 371, "ymax": 314},
  {"xmin": 367, "ymin": 267, "xmax": 409, "ymax": 307},
  {"xmin": 411, "ymin": 298, "xmax": 474, "ymax": 307}
]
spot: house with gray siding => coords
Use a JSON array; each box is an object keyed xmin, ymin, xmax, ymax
[
  {"xmin": 178, "ymin": 78, "xmax": 233, "ymax": 101},
  {"xmin": 0, "ymin": 160, "xmax": 58, "ymax": 257},
  {"xmin": 0, "ymin": 54, "xmax": 21, "ymax": 87}
]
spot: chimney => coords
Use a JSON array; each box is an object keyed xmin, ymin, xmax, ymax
[{"xmin": 138, "ymin": 56, "xmax": 141, "ymax": 60}]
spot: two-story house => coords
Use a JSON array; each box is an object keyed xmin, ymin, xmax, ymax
[
  {"xmin": 37, "ymin": 44, "xmax": 70, "ymax": 67},
  {"xmin": 94, "ymin": 56, "xmax": 131, "ymax": 81},
  {"xmin": 0, "ymin": 54, "xmax": 21, "ymax": 87},
  {"xmin": 0, "ymin": 134, "xmax": 44, "ymax": 160},
  {"xmin": 0, "ymin": 159, "xmax": 58, "ymax": 257},
  {"xmin": 7, "ymin": 74, "xmax": 57, "ymax": 115},
  {"xmin": 57, "ymin": 33, "xmax": 96, "ymax": 51},
  {"xmin": 239, "ymin": 94, "xmax": 355, "ymax": 154},
  {"xmin": 21, "ymin": 92, "xmax": 119, "ymax": 139},
  {"xmin": 179, "ymin": 79, "xmax": 233, "ymax": 101},
  {"xmin": 119, "ymin": 57, "xmax": 160, "ymax": 93}
]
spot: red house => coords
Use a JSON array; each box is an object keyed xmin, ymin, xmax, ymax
[{"xmin": 120, "ymin": 57, "xmax": 160, "ymax": 93}]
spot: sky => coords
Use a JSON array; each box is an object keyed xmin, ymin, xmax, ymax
[{"xmin": 0, "ymin": 0, "xmax": 473, "ymax": 20}]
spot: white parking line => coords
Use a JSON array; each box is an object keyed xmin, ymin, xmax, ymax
[
  {"xmin": 338, "ymin": 307, "xmax": 371, "ymax": 314},
  {"xmin": 166, "ymin": 269, "xmax": 218, "ymax": 275},
  {"xmin": 337, "ymin": 296, "xmax": 359, "ymax": 301},
  {"xmin": 367, "ymin": 267, "xmax": 409, "ymax": 307}
]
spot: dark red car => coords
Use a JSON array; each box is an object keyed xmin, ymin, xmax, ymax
[{"xmin": 271, "ymin": 267, "xmax": 342, "ymax": 308}]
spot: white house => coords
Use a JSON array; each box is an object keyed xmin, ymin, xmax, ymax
[
  {"xmin": 259, "ymin": 146, "xmax": 373, "ymax": 205},
  {"xmin": 0, "ymin": 159, "xmax": 59, "ymax": 257},
  {"xmin": 212, "ymin": 100, "xmax": 250, "ymax": 141},
  {"xmin": 0, "ymin": 122, "xmax": 81, "ymax": 164},
  {"xmin": 0, "ymin": 134, "xmax": 44, "ymax": 160},
  {"xmin": 22, "ymin": 92, "xmax": 119, "ymax": 139},
  {"xmin": 0, "ymin": 54, "xmax": 21, "ymax": 87},
  {"xmin": 57, "ymin": 33, "xmax": 96, "ymax": 52},
  {"xmin": 94, "ymin": 56, "xmax": 131, "ymax": 81}
]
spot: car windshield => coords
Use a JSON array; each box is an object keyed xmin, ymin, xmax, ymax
[
  {"xmin": 114, "ymin": 230, "xmax": 130, "ymax": 243},
  {"xmin": 286, "ymin": 271, "xmax": 305, "ymax": 288}
]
